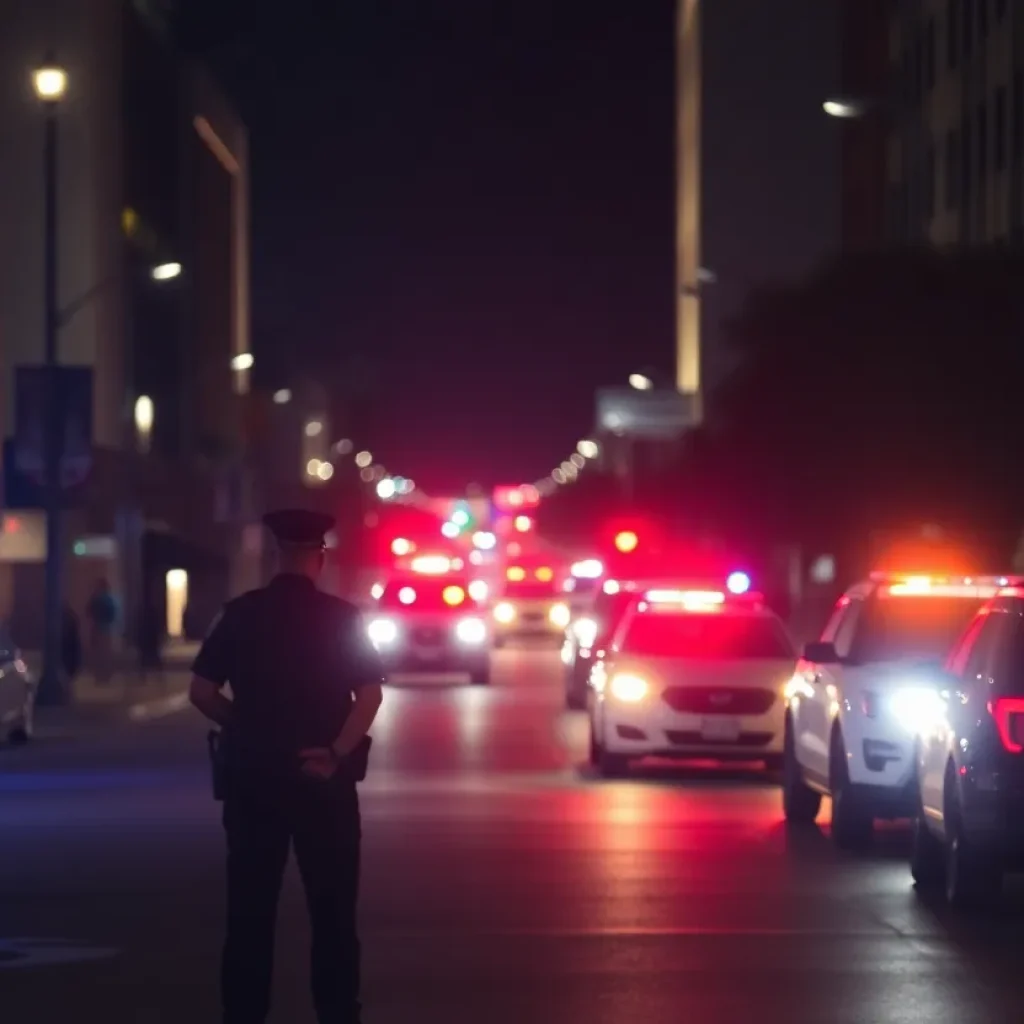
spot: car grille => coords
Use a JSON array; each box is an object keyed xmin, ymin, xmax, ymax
[
  {"xmin": 662, "ymin": 686, "xmax": 776, "ymax": 715},
  {"xmin": 412, "ymin": 626, "xmax": 447, "ymax": 645},
  {"xmin": 666, "ymin": 730, "xmax": 774, "ymax": 747}
]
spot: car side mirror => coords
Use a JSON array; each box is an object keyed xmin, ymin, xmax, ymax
[{"xmin": 802, "ymin": 640, "xmax": 840, "ymax": 664}]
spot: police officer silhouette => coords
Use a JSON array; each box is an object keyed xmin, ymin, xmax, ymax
[{"xmin": 190, "ymin": 509, "xmax": 385, "ymax": 1024}]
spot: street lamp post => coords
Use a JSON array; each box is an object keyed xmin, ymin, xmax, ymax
[{"xmin": 33, "ymin": 61, "xmax": 68, "ymax": 706}]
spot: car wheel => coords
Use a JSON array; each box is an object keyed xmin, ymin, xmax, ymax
[
  {"xmin": 910, "ymin": 811, "xmax": 944, "ymax": 890},
  {"xmin": 8, "ymin": 721, "xmax": 30, "ymax": 746},
  {"xmin": 782, "ymin": 721, "xmax": 821, "ymax": 823},
  {"xmin": 589, "ymin": 717, "xmax": 629, "ymax": 777},
  {"xmin": 829, "ymin": 729, "xmax": 873, "ymax": 851},
  {"xmin": 944, "ymin": 782, "xmax": 1002, "ymax": 910}
]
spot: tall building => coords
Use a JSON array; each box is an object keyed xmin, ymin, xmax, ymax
[
  {"xmin": 839, "ymin": 0, "xmax": 892, "ymax": 250},
  {"xmin": 874, "ymin": 0, "xmax": 1023, "ymax": 247},
  {"xmin": 0, "ymin": 0, "xmax": 253, "ymax": 644}
]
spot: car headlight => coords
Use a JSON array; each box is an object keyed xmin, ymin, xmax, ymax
[
  {"xmin": 494, "ymin": 601, "xmax": 516, "ymax": 624},
  {"xmin": 455, "ymin": 617, "xmax": 487, "ymax": 644},
  {"xmin": 888, "ymin": 687, "xmax": 947, "ymax": 733},
  {"xmin": 367, "ymin": 618, "xmax": 398, "ymax": 647},
  {"xmin": 609, "ymin": 673, "xmax": 648, "ymax": 702},
  {"xmin": 572, "ymin": 616, "xmax": 598, "ymax": 648},
  {"xmin": 549, "ymin": 602, "xmax": 571, "ymax": 628}
]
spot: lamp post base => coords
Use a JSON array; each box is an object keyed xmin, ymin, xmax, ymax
[{"xmin": 34, "ymin": 665, "xmax": 68, "ymax": 706}]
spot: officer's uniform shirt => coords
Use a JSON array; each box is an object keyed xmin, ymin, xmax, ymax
[{"xmin": 192, "ymin": 573, "xmax": 384, "ymax": 775}]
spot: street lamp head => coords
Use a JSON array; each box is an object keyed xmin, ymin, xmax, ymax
[
  {"xmin": 32, "ymin": 65, "xmax": 68, "ymax": 102},
  {"xmin": 823, "ymin": 98, "xmax": 865, "ymax": 119},
  {"xmin": 230, "ymin": 352, "xmax": 254, "ymax": 371},
  {"xmin": 134, "ymin": 395, "xmax": 154, "ymax": 433},
  {"xmin": 151, "ymin": 261, "xmax": 181, "ymax": 281},
  {"xmin": 628, "ymin": 373, "xmax": 653, "ymax": 391}
]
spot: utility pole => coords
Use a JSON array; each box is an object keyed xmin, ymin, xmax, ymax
[
  {"xmin": 35, "ymin": 61, "xmax": 68, "ymax": 706},
  {"xmin": 676, "ymin": 0, "xmax": 702, "ymax": 424}
]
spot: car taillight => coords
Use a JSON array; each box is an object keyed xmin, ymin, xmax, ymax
[{"xmin": 989, "ymin": 697, "xmax": 1024, "ymax": 753}]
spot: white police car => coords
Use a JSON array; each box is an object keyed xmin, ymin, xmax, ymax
[
  {"xmin": 783, "ymin": 573, "xmax": 1017, "ymax": 849},
  {"xmin": 588, "ymin": 587, "xmax": 797, "ymax": 777},
  {"xmin": 367, "ymin": 556, "xmax": 491, "ymax": 685}
]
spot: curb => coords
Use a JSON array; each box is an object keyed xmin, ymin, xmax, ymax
[{"xmin": 126, "ymin": 690, "xmax": 192, "ymax": 722}]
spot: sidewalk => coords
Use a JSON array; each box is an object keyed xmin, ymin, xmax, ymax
[{"xmin": 26, "ymin": 641, "xmax": 199, "ymax": 734}]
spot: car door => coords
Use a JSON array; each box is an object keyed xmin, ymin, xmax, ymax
[
  {"xmin": 0, "ymin": 625, "xmax": 19, "ymax": 722},
  {"xmin": 797, "ymin": 598, "xmax": 863, "ymax": 781},
  {"xmin": 919, "ymin": 611, "xmax": 1000, "ymax": 818}
]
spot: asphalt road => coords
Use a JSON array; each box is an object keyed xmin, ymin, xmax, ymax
[{"xmin": 2, "ymin": 645, "xmax": 1024, "ymax": 1023}]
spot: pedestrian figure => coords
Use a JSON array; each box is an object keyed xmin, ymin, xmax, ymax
[
  {"xmin": 60, "ymin": 602, "xmax": 81, "ymax": 682},
  {"xmin": 189, "ymin": 508, "xmax": 384, "ymax": 1024},
  {"xmin": 86, "ymin": 578, "xmax": 119, "ymax": 684},
  {"xmin": 138, "ymin": 578, "xmax": 165, "ymax": 686}
]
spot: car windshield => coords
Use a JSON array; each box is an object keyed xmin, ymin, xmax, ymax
[
  {"xmin": 621, "ymin": 612, "xmax": 795, "ymax": 659},
  {"xmin": 503, "ymin": 579, "xmax": 558, "ymax": 599},
  {"xmin": 590, "ymin": 592, "xmax": 638, "ymax": 639},
  {"xmin": 849, "ymin": 596, "xmax": 983, "ymax": 664}
]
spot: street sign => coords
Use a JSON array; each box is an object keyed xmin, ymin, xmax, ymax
[
  {"xmin": 13, "ymin": 366, "xmax": 93, "ymax": 488},
  {"xmin": 595, "ymin": 387, "xmax": 696, "ymax": 440}
]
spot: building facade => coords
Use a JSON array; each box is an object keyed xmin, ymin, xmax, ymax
[
  {"xmin": 839, "ymin": 0, "xmax": 893, "ymax": 250},
  {"xmin": 0, "ymin": 0, "xmax": 254, "ymax": 645},
  {"xmin": 884, "ymin": 0, "xmax": 1024, "ymax": 246}
]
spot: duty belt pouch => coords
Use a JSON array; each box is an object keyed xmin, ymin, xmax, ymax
[
  {"xmin": 208, "ymin": 729, "xmax": 228, "ymax": 801},
  {"xmin": 347, "ymin": 735, "xmax": 372, "ymax": 783}
]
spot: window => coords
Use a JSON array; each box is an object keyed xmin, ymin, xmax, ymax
[
  {"xmin": 947, "ymin": 613, "xmax": 989, "ymax": 675},
  {"xmin": 995, "ymin": 86, "xmax": 1007, "ymax": 170},
  {"xmin": 992, "ymin": 612, "xmax": 1024, "ymax": 695},
  {"xmin": 622, "ymin": 613, "xmax": 795, "ymax": 660},
  {"xmin": 962, "ymin": 115, "xmax": 972, "ymax": 196},
  {"xmin": 848, "ymin": 595, "xmax": 984, "ymax": 665},
  {"xmin": 830, "ymin": 600, "xmax": 863, "ymax": 660},
  {"xmin": 925, "ymin": 19, "xmax": 937, "ymax": 90},
  {"xmin": 945, "ymin": 128, "xmax": 960, "ymax": 208},
  {"xmin": 924, "ymin": 144, "xmax": 937, "ymax": 219},
  {"xmin": 947, "ymin": 0, "xmax": 960, "ymax": 69},
  {"xmin": 977, "ymin": 102, "xmax": 988, "ymax": 176},
  {"xmin": 1014, "ymin": 73, "xmax": 1024, "ymax": 161},
  {"xmin": 963, "ymin": 612, "xmax": 1003, "ymax": 680}
]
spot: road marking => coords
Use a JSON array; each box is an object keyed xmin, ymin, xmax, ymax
[
  {"xmin": 0, "ymin": 937, "xmax": 119, "ymax": 969},
  {"xmin": 127, "ymin": 692, "xmax": 191, "ymax": 722},
  {"xmin": 357, "ymin": 925, "xmax": 924, "ymax": 939}
]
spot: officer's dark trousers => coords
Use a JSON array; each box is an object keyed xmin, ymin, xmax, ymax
[{"xmin": 221, "ymin": 774, "xmax": 361, "ymax": 1024}]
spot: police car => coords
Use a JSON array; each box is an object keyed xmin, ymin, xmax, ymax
[
  {"xmin": 366, "ymin": 555, "xmax": 491, "ymax": 685},
  {"xmin": 783, "ymin": 572, "xmax": 1018, "ymax": 850},
  {"xmin": 492, "ymin": 561, "xmax": 571, "ymax": 647},
  {"xmin": 588, "ymin": 586, "xmax": 797, "ymax": 777},
  {"xmin": 910, "ymin": 586, "xmax": 1024, "ymax": 907},
  {"xmin": 563, "ymin": 581, "xmax": 637, "ymax": 709}
]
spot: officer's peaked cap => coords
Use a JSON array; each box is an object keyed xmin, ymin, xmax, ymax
[{"xmin": 262, "ymin": 508, "xmax": 335, "ymax": 548}]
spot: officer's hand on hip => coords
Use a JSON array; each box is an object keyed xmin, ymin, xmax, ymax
[{"xmin": 299, "ymin": 747, "xmax": 339, "ymax": 780}]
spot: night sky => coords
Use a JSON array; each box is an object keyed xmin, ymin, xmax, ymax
[{"xmin": 180, "ymin": 0, "xmax": 839, "ymax": 493}]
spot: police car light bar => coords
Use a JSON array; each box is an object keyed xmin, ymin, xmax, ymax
[
  {"xmin": 879, "ymin": 574, "xmax": 1020, "ymax": 599},
  {"xmin": 571, "ymin": 559, "xmax": 604, "ymax": 579},
  {"xmin": 411, "ymin": 555, "xmax": 452, "ymax": 574},
  {"xmin": 726, "ymin": 571, "xmax": 751, "ymax": 595},
  {"xmin": 644, "ymin": 589, "xmax": 725, "ymax": 606}
]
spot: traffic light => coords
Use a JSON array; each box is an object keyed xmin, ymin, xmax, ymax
[{"xmin": 614, "ymin": 530, "xmax": 639, "ymax": 553}]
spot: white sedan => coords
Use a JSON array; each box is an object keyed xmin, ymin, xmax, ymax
[
  {"xmin": 588, "ymin": 589, "xmax": 797, "ymax": 777},
  {"xmin": 0, "ymin": 624, "xmax": 34, "ymax": 744}
]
